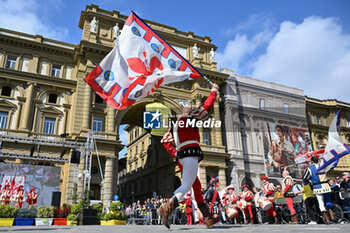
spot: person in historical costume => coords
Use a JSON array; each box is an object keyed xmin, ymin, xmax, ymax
[
  {"xmin": 183, "ymin": 193, "xmax": 193, "ymax": 225},
  {"xmin": 205, "ymin": 177, "xmax": 222, "ymax": 220},
  {"xmin": 240, "ymin": 185, "xmax": 254, "ymax": 224},
  {"xmin": 222, "ymin": 186, "xmax": 241, "ymax": 224},
  {"xmin": 302, "ymin": 156, "xmax": 335, "ymax": 224},
  {"xmin": 260, "ymin": 176, "xmax": 278, "ymax": 224},
  {"xmin": 0, "ymin": 184, "xmax": 11, "ymax": 206},
  {"xmin": 158, "ymin": 83, "xmax": 220, "ymax": 229},
  {"xmin": 281, "ymin": 171, "xmax": 298, "ymax": 224},
  {"xmin": 14, "ymin": 185, "xmax": 25, "ymax": 209},
  {"xmin": 27, "ymin": 188, "xmax": 38, "ymax": 208}
]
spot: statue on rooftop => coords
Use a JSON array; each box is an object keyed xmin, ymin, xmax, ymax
[
  {"xmin": 192, "ymin": 43, "xmax": 199, "ymax": 58},
  {"xmin": 90, "ymin": 17, "xmax": 99, "ymax": 33}
]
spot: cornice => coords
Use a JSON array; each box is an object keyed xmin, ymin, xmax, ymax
[
  {"xmin": 0, "ymin": 30, "xmax": 77, "ymax": 56},
  {"xmin": 234, "ymin": 81, "xmax": 305, "ymax": 100},
  {"xmin": 0, "ymin": 68, "xmax": 77, "ymax": 90}
]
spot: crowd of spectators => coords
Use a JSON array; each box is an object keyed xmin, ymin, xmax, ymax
[{"xmin": 123, "ymin": 172, "xmax": 350, "ymax": 225}]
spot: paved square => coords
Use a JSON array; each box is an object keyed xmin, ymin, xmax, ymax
[{"xmin": 0, "ymin": 224, "xmax": 349, "ymax": 233}]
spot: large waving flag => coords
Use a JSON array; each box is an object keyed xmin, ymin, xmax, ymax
[
  {"xmin": 84, "ymin": 12, "xmax": 203, "ymax": 110},
  {"xmin": 294, "ymin": 148, "xmax": 325, "ymax": 165},
  {"xmin": 316, "ymin": 110, "xmax": 350, "ymax": 174}
]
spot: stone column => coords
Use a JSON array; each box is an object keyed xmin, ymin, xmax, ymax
[
  {"xmin": 62, "ymin": 109, "xmax": 68, "ymax": 134},
  {"xmin": 14, "ymin": 103, "xmax": 22, "ymax": 130},
  {"xmin": 82, "ymin": 86, "xmax": 92, "ymax": 129},
  {"xmin": 31, "ymin": 104, "xmax": 39, "ymax": 132},
  {"xmin": 199, "ymin": 165, "xmax": 207, "ymax": 188},
  {"xmin": 19, "ymin": 83, "xmax": 34, "ymax": 131},
  {"xmin": 218, "ymin": 168, "xmax": 226, "ymax": 189},
  {"xmin": 104, "ymin": 157, "xmax": 115, "ymax": 207},
  {"xmin": 107, "ymin": 107, "xmax": 115, "ymax": 133},
  {"xmin": 67, "ymin": 90, "xmax": 76, "ymax": 133}
]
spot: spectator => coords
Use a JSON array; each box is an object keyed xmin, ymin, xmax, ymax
[
  {"xmin": 292, "ymin": 179, "xmax": 302, "ymax": 197},
  {"xmin": 340, "ymin": 172, "xmax": 350, "ymax": 220},
  {"xmin": 329, "ymin": 179, "xmax": 342, "ymax": 207},
  {"xmin": 295, "ymin": 181, "xmax": 317, "ymax": 224},
  {"xmin": 335, "ymin": 176, "xmax": 345, "ymax": 206}
]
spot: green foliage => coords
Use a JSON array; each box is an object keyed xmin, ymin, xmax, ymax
[
  {"xmin": 99, "ymin": 211, "xmax": 126, "ymax": 221},
  {"xmin": 67, "ymin": 213, "xmax": 76, "ymax": 221},
  {"xmin": 78, "ymin": 188, "xmax": 91, "ymax": 209},
  {"xmin": 91, "ymin": 204, "xmax": 103, "ymax": 214},
  {"xmin": 0, "ymin": 205, "xmax": 17, "ymax": 218},
  {"xmin": 109, "ymin": 201, "xmax": 123, "ymax": 212},
  {"xmin": 70, "ymin": 203, "xmax": 82, "ymax": 215},
  {"xmin": 15, "ymin": 208, "xmax": 37, "ymax": 218},
  {"xmin": 36, "ymin": 206, "xmax": 55, "ymax": 218}
]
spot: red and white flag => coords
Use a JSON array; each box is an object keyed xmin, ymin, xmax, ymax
[
  {"xmin": 294, "ymin": 148, "xmax": 325, "ymax": 165},
  {"xmin": 84, "ymin": 12, "xmax": 203, "ymax": 110}
]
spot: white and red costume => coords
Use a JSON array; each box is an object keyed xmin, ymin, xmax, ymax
[
  {"xmin": 240, "ymin": 185, "xmax": 254, "ymax": 223},
  {"xmin": 14, "ymin": 186, "xmax": 25, "ymax": 209},
  {"xmin": 27, "ymin": 188, "xmax": 38, "ymax": 207},
  {"xmin": 161, "ymin": 131, "xmax": 206, "ymax": 206},
  {"xmin": 222, "ymin": 187, "xmax": 240, "ymax": 223},
  {"xmin": 282, "ymin": 175, "xmax": 296, "ymax": 216},
  {"xmin": 168, "ymin": 87, "xmax": 217, "ymax": 202},
  {"xmin": 261, "ymin": 176, "xmax": 277, "ymax": 218},
  {"xmin": 0, "ymin": 184, "xmax": 11, "ymax": 205},
  {"xmin": 172, "ymin": 89, "xmax": 217, "ymax": 161},
  {"xmin": 158, "ymin": 85, "xmax": 219, "ymax": 229}
]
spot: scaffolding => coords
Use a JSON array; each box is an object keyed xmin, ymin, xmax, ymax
[{"xmin": 0, "ymin": 131, "xmax": 108, "ymax": 208}]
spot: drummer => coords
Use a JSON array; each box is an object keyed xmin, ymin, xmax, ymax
[
  {"xmin": 222, "ymin": 186, "xmax": 241, "ymax": 224},
  {"xmin": 261, "ymin": 176, "xmax": 278, "ymax": 224},
  {"xmin": 240, "ymin": 185, "xmax": 254, "ymax": 224}
]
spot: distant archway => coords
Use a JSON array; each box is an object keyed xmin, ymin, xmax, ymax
[{"xmin": 241, "ymin": 176, "xmax": 255, "ymax": 189}]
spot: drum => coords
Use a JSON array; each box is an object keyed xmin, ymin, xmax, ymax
[
  {"xmin": 225, "ymin": 204, "xmax": 238, "ymax": 219},
  {"xmin": 237, "ymin": 200, "xmax": 247, "ymax": 210},
  {"xmin": 258, "ymin": 197, "xmax": 272, "ymax": 211}
]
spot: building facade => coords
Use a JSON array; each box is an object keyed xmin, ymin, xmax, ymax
[
  {"xmin": 306, "ymin": 96, "xmax": 350, "ymax": 177},
  {"xmin": 221, "ymin": 69, "xmax": 309, "ymax": 190}
]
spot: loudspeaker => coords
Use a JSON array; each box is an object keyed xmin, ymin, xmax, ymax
[
  {"xmin": 79, "ymin": 209, "xmax": 97, "ymax": 225},
  {"xmin": 51, "ymin": 191, "xmax": 61, "ymax": 207},
  {"xmin": 70, "ymin": 151, "xmax": 81, "ymax": 164}
]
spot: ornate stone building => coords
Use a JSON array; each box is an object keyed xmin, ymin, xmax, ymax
[
  {"xmin": 221, "ymin": 69, "xmax": 309, "ymax": 190},
  {"xmin": 306, "ymin": 96, "xmax": 350, "ymax": 177},
  {"xmin": 0, "ymin": 4, "xmax": 228, "ymax": 206}
]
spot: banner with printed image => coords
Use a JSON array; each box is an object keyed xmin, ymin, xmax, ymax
[
  {"xmin": 0, "ymin": 163, "xmax": 61, "ymax": 208},
  {"xmin": 261, "ymin": 122, "xmax": 313, "ymax": 178}
]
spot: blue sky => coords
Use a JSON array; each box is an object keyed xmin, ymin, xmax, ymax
[{"xmin": 1, "ymin": 0, "xmax": 349, "ymax": 157}]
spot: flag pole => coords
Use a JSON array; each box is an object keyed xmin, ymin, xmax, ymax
[{"xmin": 203, "ymin": 76, "xmax": 225, "ymax": 96}]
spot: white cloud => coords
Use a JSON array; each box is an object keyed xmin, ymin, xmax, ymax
[
  {"xmin": 0, "ymin": 0, "xmax": 68, "ymax": 40},
  {"xmin": 216, "ymin": 31, "xmax": 273, "ymax": 73},
  {"xmin": 217, "ymin": 13, "xmax": 275, "ymax": 73},
  {"xmin": 252, "ymin": 17, "xmax": 350, "ymax": 102},
  {"xmin": 218, "ymin": 15, "xmax": 350, "ymax": 102}
]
